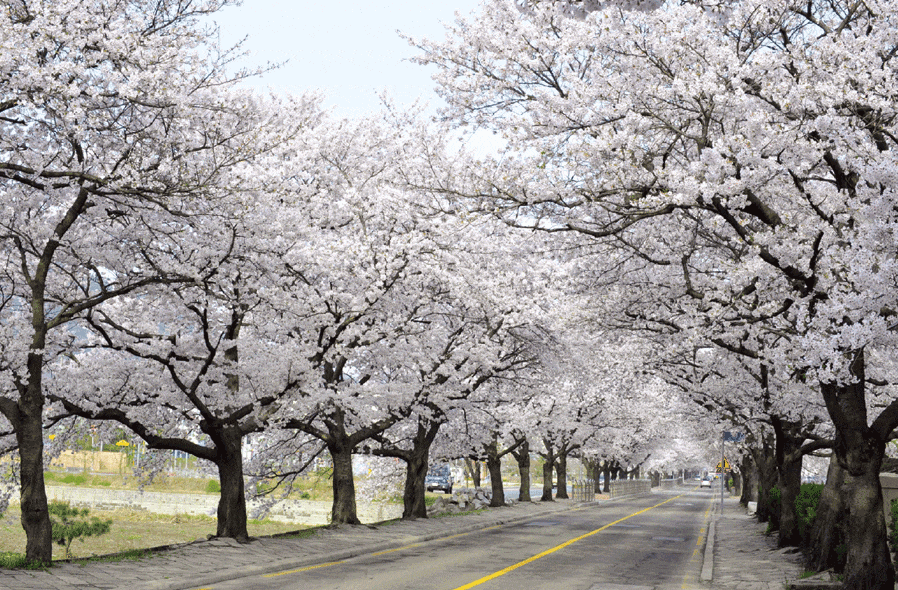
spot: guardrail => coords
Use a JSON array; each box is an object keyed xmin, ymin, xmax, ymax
[{"xmin": 609, "ymin": 479, "xmax": 652, "ymax": 498}]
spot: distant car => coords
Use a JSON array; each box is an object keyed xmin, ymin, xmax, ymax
[
  {"xmin": 425, "ymin": 464, "xmax": 453, "ymax": 494},
  {"xmin": 700, "ymin": 477, "xmax": 712, "ymax": 488}
]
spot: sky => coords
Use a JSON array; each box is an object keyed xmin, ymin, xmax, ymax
[{"xmin": 212, "ymin": 1, "xmax": 484, "ymax": 116}]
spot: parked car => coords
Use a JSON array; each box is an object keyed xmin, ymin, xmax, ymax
[
  {"xmin": 425, "ymin": 464, "xmax": 453, "ymax": 494},
  {"xmin": 700, "ymin": 476, "xmax": 712, "ymax": 488}
]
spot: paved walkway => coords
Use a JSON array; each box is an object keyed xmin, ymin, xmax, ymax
[
  {"xmin": 0, "ymin": 489, "xmax": 807, "ymax": 590},
  {"xmin": 711, "ymin": 495, "xmax": 805, "ymax": 590}
]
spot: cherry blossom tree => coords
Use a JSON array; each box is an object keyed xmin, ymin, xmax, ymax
[
  {"xmin": 0, "ymin": 0, "xmax": 302, "ymax": 562},
  {"xmin": 415, "ymin": 1, "xmax": 898, "ymax": 586}
]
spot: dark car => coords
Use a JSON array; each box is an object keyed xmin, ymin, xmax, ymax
[{"xmin": 425, "ymin": 464, "xmax": 453, "ymax": 494}]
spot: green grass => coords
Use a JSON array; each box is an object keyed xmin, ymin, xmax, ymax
[
  {"xmin": 0, "ymin": 505, "xmax": 310, "ymax": 561},
  {"xmin": 0, "ymin": 552, "xmax": 49, "ymax": 570}
]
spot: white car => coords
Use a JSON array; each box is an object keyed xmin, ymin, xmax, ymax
[{"xmin": 700, "ymin": 477, "xmax": 712, "ymax": 488}]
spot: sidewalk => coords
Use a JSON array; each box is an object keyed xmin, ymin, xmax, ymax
[{"xmin": 710, "ymin": 495, "xmax": 805, "ymax": 590}]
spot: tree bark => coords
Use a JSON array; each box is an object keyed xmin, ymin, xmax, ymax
[
  {"xmin": 17, "ymin": 381, "xmax": 52, "ymax": 563},
  {"xmin": 602, "ymin": 461, "xmax": 612, "ymax": 493},
  {"xmin": 486, "ymin": 440, "xmax": 505, "ymax": 507},
  {"xmin": 398, "ymin": 418, "xmax": 442, "ymax": 519},
  {"xmin": 213, "ymin": 426, "xmax": 249, "ymax": 541},
  {"xmin": 774, "ymin": 418, "xmax": 804, "ymax": 548},
  {"xmin": 465, "ymin": 458, "xmax": 481, "ymax": 488},
  {"xmin": 540, "ymin": 441, "xmax": 556, "ymax": 502},
  {"xmin": 554, "ymin": 451, "xmax": 569, "ymax": 500},
  {"xmin": 805, "ymin": 456, "xmax": 847, "ymax": 572},
  {"xmin": 512, "ymin": 440, "xmax": 531, "ymax": 502},
  {"xmin": 328, "ymin": 439, "xmax": 361, "ymax": 525},
  {"xmin": 402, "ymin": 450, "xmax": 430, "ymax": 519},
  {"xmin": 541, "ymin": 459, "xmax": 554, "ymax": 501},
  {"xmin": 751, "ymin": 438, "xmax": 778, "ymax": 526},
  {"xmin": 739, "ymin": 454, "xmax": 757, "ymax": 505},
  {"xmin": 821, "ymin": 368, "xmax": 894, "ymax": 590}
]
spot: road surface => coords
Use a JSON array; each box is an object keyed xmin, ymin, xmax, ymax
[{"xmin": 203, "ymin": 487, "xmax": 716, "ymax": 590}]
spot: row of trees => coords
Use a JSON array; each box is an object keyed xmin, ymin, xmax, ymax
[
  {"xmin": 0, "ymin": 0, "xmax": 708, "ymax": 565},
  {"xmin": 412, "ymin": 1, "xmax": 898, "ymax": 589}
]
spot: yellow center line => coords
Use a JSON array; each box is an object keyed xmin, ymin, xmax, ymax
[
  {"xmin": 372, "ymin": 543, "xmax": 421, "ymax": 556},
  {"xmin": 262, "ymin": 560, "xmax": 345, "ymax": 578},
  {"xmin": 451, "ymin": 494, "xmax": 684, "ymax": 590}
]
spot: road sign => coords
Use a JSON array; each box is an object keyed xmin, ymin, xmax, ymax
[{"xmin": 715, "ymin": 458, "xmax": 730, "ymax": 472}]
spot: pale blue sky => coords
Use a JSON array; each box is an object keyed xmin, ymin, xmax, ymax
[{"xmin": 213, "ymin": 1, "xmax": 482, "ymax": 116}]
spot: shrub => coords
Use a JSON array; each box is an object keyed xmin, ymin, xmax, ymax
[
  {"xmin": 795, "ymin": 483, "xmax": 825, "ymax": 546},
  {"xmin": 205, "ymin": 480, "xmax": 221, "ymax": 494},
  {"xmin": 48, "ymin": 501, "xmax": 112, "ymax": 559},
  {"xmin": 889, "ymin": 498, "xmax": 898, "ymax": 558}
]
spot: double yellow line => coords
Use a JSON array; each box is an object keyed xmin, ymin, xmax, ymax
[{"xmin": 451, "ymin": 494, "xmax": 683, "ymax": 590}]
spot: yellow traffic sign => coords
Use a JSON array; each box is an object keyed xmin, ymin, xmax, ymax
[{"xmin": 715, "ymin": 458, "xmax": 730, "ymax": 472}]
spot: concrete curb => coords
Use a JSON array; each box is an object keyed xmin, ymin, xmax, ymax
[
  {"xmin": 132, "ymin": 501, "xmax": 583, "ymax": 590},
  {"xmin": 700, "ymin": 499, "xmax": 718, "ymax": 582}
]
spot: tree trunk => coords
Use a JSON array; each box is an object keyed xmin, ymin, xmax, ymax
[
  {"xmin": 805, "ymin": 456, "xmax": 847, "ymax": 572},
  {"xmin": 398, "ymin": 418, "xmax": 442, "ymax": 519},
  {"xmin": 821, "ymin": 371, "xmax": 894, "ymax": 590},
  {"xmin": 512, "ymin": 441, "xmax": 531, "ymax": 502},
  {"xmin": 465, "ymin": 458, "xmax": 481, "ymax": 488},
  {"xmin": 555, "ymin": 451, "xmax": 569, "ymax": 500},
  {"xmin": 402, "ymin": 450, "xmax": 429, "ymax": 519},
  {"xmin": 328, "ymin": 440, "xmax": 361, "ymax": 525},
  {"xmin": 751, "ymin": 439, "xmax": 778, "ymax": 526},
  {"xmin": 731, "ymin": 468, "xmax": 742, "ymax": 498},
  {"xmin": 739, "ymin": 454, "xmax": 757, "ymax": 505},
  {"xmin": 17, "ymin": 381, "xmax": 52, "ymax": 563},
  {"xmin": 486, "ymin": 441, "xmax": 505, "ymax": 507},
  {"xmin": 541, "ymin": 459, "xmax": 554, "ymax": 501},
  {"xmin": 602, "ymin": 462, "xmax": 612, "ymax": 493},
  {"xmin": 213, "ymin": 426, "xmax": 249, "ymax": 541},
  {"xmin": 540, "ymin": 441, "xmax": 556, "ymax": 502},
  {"xmin": 774, "ymin": 419, "xmax": 804, "ymax": 548}
]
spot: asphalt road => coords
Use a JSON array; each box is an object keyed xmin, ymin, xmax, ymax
[{"xmin": 205, "ymin": 488, "xmax": 716, "ymax": 590}]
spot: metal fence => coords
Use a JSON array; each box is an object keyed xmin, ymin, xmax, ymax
[
  {"xmin": 608, "ymin": 478, "xmax": 652, "ymax": 498},
  {"xmin": 571, "ymin": 479, "xmax": 597, "ymax": 502}
]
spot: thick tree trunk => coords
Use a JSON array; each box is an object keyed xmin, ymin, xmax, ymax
[
  {"xmin": 739, "ymin": 454, "xmax": 757, "ymax": 505},
  {"xmin": 213, "ymin": 426, "xmax": 249, "ymax": 541},
  {"xmin": 774, "ymin": 419, "xmax": 804, "ymax": 548},
  {"xmin": 555, "ymin": 451, "xmax": 569, "ymax": 500},
  {"xmin": 540, "ymin": 440, "xmax": 557, "ymax": 502},
  {"xmin": 751, "ymin": 440, "xmax": 778, "ymax": 526},
  {"xmin": 485, "ymin": 439, "xmax": 505, "ymax": 507},
  {"xmin": 805, "ymin": 457, "xmax": 847, "ymax": 572},
  {"xmin": 512, "ymin": 441, "xmax": 531, "ymax": 502},
  {"xmin": 602, "ymin": 462, "xmax": 612, "ymax": 493},
  {"xmin": 399, "ymin": 418, "xmax": 441, "ymax": 519},
  {"xmin": 541, "ymin": 459, "xmax": 554, "ymax": 501},
  {"xmin": 821, "ymin": 371, "xmax": 894, "ymax": 590},
  {"xmin": 465, "ymin": 458, "xmax": 481, "ymax": 488},
  {"xmin": 402, "ymin": 450, "xmax": 429, "ymax": 519},
  {"xmin": 328, "ymin": 441, "xmax": 361, "ymax": 525},
  {"xmin": 18, "ymin": 382, "xmax": 52, "ymax": 563}
]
